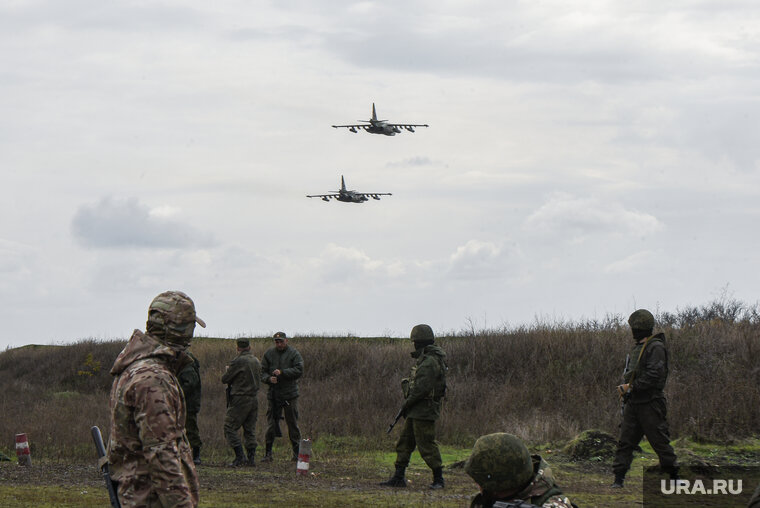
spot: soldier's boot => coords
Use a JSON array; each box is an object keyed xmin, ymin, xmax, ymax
[
  {"xmin": 611, "ymin": 473, "xmax": 625, "ymax": 488},
  {"xmin": 230, "ymin": 445, "xmax": 246, "ymax": 467},
  {"xmin": 261, "ymin": 443, "xmax": 273, "ymax": 463},
  {"xmin": 379, "ymin": 466, "xmax": 407, "ymax": 488},
  {"xmin": 246, "ymin": 448, "xmax": 256, "ymax": 467},
  {"xmin": 429, "ymin": 467, "xmax": 444, "ymax": 490},
  {"xmin": 192, "ymin": 446, "xmax": 201, "ymax": 465}
]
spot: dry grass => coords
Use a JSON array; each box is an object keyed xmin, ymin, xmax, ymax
[{"xmin": 1, "ymin": 298, "xmax": 758, "ymax": 461}]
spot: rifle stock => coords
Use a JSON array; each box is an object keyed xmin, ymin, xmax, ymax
[{"xmin": 90, "ymin": 426, "xmax": 121, "ymax": 508}]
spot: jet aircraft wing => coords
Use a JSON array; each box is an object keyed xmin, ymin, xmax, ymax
[
  {"xmin": 306, "ymin": 193, "xmax": 339, "ymax": 199},
  {"xmin": 354, "ymin": 192, "xmax": 392, "ymax": 197}
]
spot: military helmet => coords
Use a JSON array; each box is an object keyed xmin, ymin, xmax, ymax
[
  {"xmin": 410, "ymin": 324, "xmax": 434, "ymax": 344},
  {"xmin": 465, "ymin": 433, "xmax": 533, "ymax": 495},
  {"xmin": 146, "ymin": 290, "xmax": 205, "ymax": 348},
  {"xmin": 628, "ymin": 309, "xmax": 655, "ymax": 331}
]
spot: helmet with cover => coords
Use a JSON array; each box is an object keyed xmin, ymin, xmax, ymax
[
  {"xmin": 464, "ymin": 433, "xmax": 533, "ymax": 495},
  {"xmin": 628, "ymin": 309, "xmax": 655, "ymax": 333},
  {"xmin": 410, "ymin": 324, "xmax": 434, "ymax": 346}
]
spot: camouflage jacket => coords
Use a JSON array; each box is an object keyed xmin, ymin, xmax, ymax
[
  {"xmin": 260, "ymin": 345, "xmax": 304, "ymax": 400},
  {"xmin": 222, "ymin": 350, "xmax": 261, "ymax": 397},
  {"xmin": 178, "ymin": 352, "xmax": 201, "ymax": 414},
  {"xmin": 402, "ymin": 344, "xmax": 447, "ymax": 421},
  {"xmin": 623, "ymin": 333, "xmax": 668, "ymax": 403},
  {"xmin": 108, "ymin": 330, "xmax": 200, "ymax": 508},
  {"xmin": 470, "ymin": 455, "xmax": 573, "ymax": 508}
]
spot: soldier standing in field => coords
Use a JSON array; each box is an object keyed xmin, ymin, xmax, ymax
[
  {"xmin": 179, "ymin": 351, "xmax": 202, "ymax": 465},
  {"xmin": 260, "ymin": 331, "xmax": 304, "ymax": 462},
  {"xmin": 612, "ymin": 308, "xmax": 678, "ymax": 488},
  {"xmin": 108, "ymin": 290, "xmax": 203, "ymax": 508},
  {"xmin": 380, "ymin": 324, "xmax": 447, "ymax": 490},
  {"xmin": 465, "ymin": 433, "xmax": 575, "ymax": 508},
  {"xmin": 222, "ymin": 338, "xmax": 261, "ymax": 466}
]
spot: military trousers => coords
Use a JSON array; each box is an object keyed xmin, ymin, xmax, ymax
[
  {"xmin": 185, "ymin": 410, "xmax": 202, "ymax": 449},
  {"xmin": 224, "ymin": 394, "xmax": 258, "ymax": 451},
  {"xmin": 613, "ymin": 397, "xmax": 677, "ymax": 476},
  {"xmin": 264, "ymin": 396, "xmax": 301, "ymax": 455},
  {"xmin": 394, "ymin": 417, "xmax": 442, "ymax": 470}
]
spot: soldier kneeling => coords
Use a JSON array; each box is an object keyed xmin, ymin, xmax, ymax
[{"xmin": 465, "ymin": 433, "xmax": 576, "ymax": 508}]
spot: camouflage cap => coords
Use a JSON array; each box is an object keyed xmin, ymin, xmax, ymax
[
  {"xmin": 146, "ymin": 291, "xmax": 205, "ymax": 348},
  {"xmin": 273, "ymin": 331, "xmax": 287, "ymax": 340},
  {"xmin": 237, "ymin": 338, "xmax": 250, "ymax": 348},
  {"xmin": 628, "ymin": 309, "xmax": 655, "ymax": 331},
  {"xmin": 410, "ymin": 324, "xmax": 434, "ymax": 344},
  {"xmin": 464, "ymin": 433, "xmax": 533, "ymax": 494}
]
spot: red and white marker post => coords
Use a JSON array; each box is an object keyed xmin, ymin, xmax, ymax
[
  {"xmin": 296, "ymin": 438, "xmax": 311, "ymax": 476},
  {"xmin": 15, "ymin": 433, "xmax": 31, "ymax": 466}
]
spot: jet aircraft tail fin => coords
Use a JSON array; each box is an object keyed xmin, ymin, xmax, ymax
[{"xmin": 341, "ymin": 175, "xmax": 346, "ymax": 191}]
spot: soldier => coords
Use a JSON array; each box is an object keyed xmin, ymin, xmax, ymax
[
  {"xmin": 222, "ymin": 338, "xmax": 261, "ymax": 466},
  {"xmin": 108, "ymin": 290, "xmax": 203, "ymax": 508},
  {"xmin": 465, "ymin": 433, "xmax": 575, "ymax": 508},
  {"xmin": 260, "ymin": 331, "xmax": 304, "ymax": 462},
  {"xmin": 178, "ymin": 351, "xmax": 202, "ymax": 465},
  {"xmin": 612, "ymin": 309, "xmax": 678, "ymax": 488},
  {"xmin": 380, "ymin": 324, "xmax": 447, "ymax": 490},
  {"xmin": 749, "ymin": 483, "xmax": 760, "ymax": 507}
]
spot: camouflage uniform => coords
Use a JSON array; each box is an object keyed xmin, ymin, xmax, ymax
[
  {"xmin": 381, "ymin": 325, "xmax": 447, "ymax": 489},
  {"xmin": 108, "ymin": 291, "xmax": 205, "ymax": 508},
  {"xmin": 178, "ymin": 352, "xmax": 202, "ymax": 463},
  {"xmin": 261, "ymin": 332, "xmax": 304, "ymax": 460},
  {"xmin": 749, "ymin": 483, "xmax": 760, "ymax": 508},
  {"xmin": 612, "ymin": 309, "xmax": 678, "ymax": 486},
  {"xmin": 222, "ymin": 339, "xmax": 261, "ymax": 464},
  {"xmin": 466, "ymin": 433, "xmax": 574, "ymax": 508}
]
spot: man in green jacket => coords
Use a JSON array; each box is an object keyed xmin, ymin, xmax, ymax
[
  {"xmin": 260, "ymin": 332, "xmax": 304, "ymax": 462},
  {"xmin": 381, "ymin": 324, "xmax": 447, "ymax": 490},
  {"xmin": 222, "ymin": 338, "xmax": 261, "ymax": 466},
  {"xmin": 179, "ymin": 351, "xmax": 202, "ymax": 465},
  {"xmin": 612, "ymin": 309, "xmax": 678, "ymax": 488}
]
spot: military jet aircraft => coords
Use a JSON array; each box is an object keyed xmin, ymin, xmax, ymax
[
  {"xmin": 307, "ymin": 176, "xmax": 392, "ymax": 203},
  {"xmin": 332, "ymin": 103, "xmax": 428, "ymax": 136}
]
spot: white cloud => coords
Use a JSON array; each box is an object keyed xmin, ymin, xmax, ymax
[
  {"xmin": 524, "ymin": 193, "xmax": 664, "ymax": 241},
  {"xmin": 603, "ymin": 250, "xmax": 659, "ymax": 274},
  {"xmin": 71, "ymin": 197, "xmax": 212, "ymax": 249},
  {"xmin": 448, "ymin": 240, "xmax": 520, "ymax": 280}
]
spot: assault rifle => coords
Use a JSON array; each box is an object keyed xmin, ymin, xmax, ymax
[
  {"xmin": 90, "ymin": 426, "xmax": 121, "ymax": 508},
  {"xmin": 619, "ymin": 354, "xmax": 632, "ymax": 418},
  {"xmin": 272, "ymin": 376, "xmax": 290, "ymax": 438},
  {"xmin": 386, "ymin": 407, "xmax": 405, "ymax": 434}
]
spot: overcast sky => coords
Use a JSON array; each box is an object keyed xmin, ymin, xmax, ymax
[{"xmin": 2, "ymin": 1, "xmax": 759, "ymax": 348}]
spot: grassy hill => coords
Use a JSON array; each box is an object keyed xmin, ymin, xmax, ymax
[{"xmin": 1, "ymin": 298, "xmax": 758, "ymax": 463}]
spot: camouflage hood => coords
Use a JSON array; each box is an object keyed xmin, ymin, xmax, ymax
[
  {"xmin": 110, "ymin": 329, "xmax": 182, "ymax": 377},
  {"xmin": 412, "ymin": 343, "xmax": 447, "ymax": 361}
]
